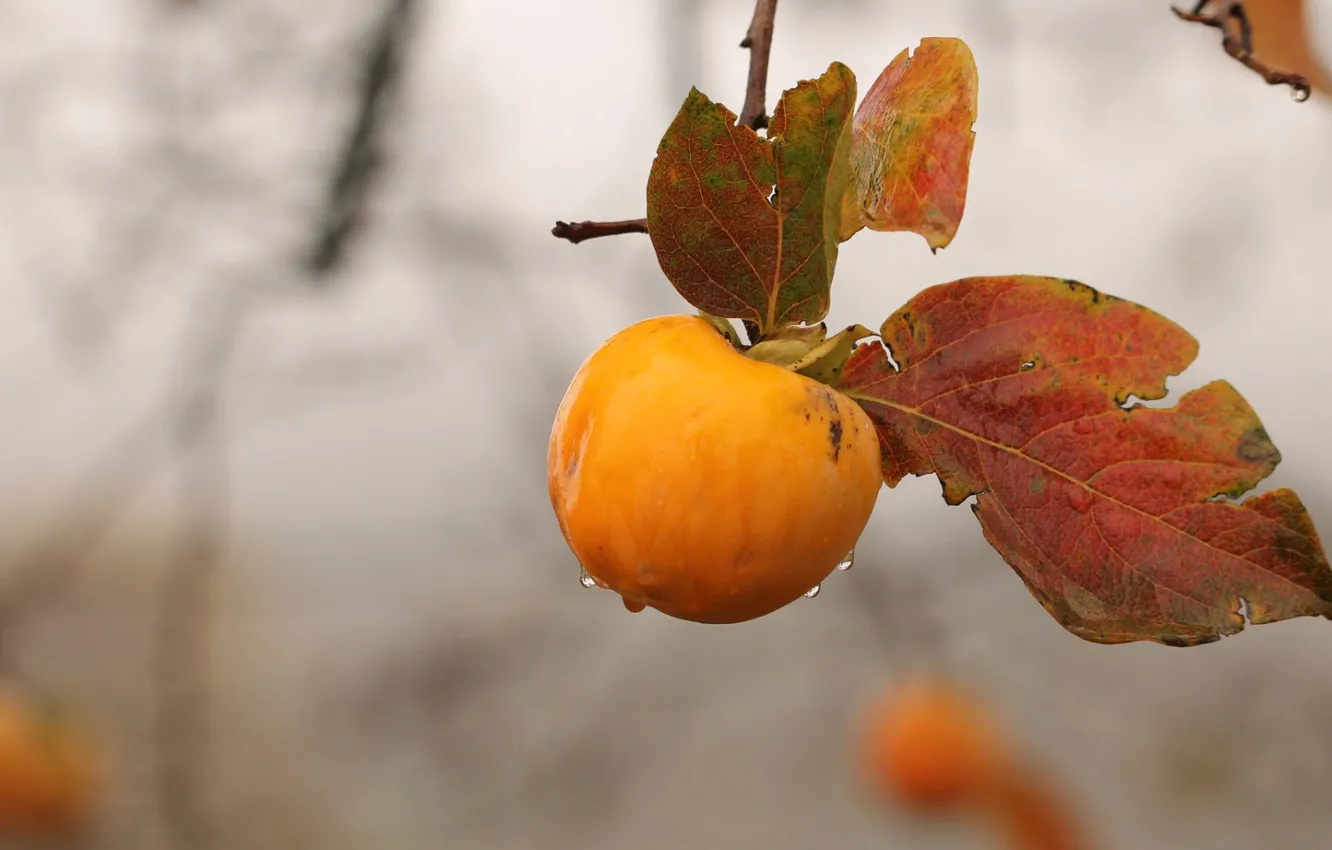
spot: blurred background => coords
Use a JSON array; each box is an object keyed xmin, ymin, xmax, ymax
[{"xmin": 2, "ymin": 0, "xmax": 1332, "ymax": 848}]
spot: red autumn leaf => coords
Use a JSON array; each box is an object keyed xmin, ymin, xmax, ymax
[
  {"xmin": 839, "ymin": 275, "xmax": 1332, "ymax": 646},
  {"xmin": 646, "ymin": 63, "xmax": 856, "ymax": 335},
  {"xmin": 839, "ymin": 38, "xmax": 978, "ymax": 251}
]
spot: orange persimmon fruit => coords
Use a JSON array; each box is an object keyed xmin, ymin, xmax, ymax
[
  {"xmin": 0, "ymin": 686, "xmax": 101, "ymax": 836},
  {"xmin": 548, "ymin": 314, "xmax": 882, "ymax": 624},
  {"xmin": 858, "ymin": 676, "xmax": 1096, "ymax": 849},
  {"xmin": 859, "ymin": 676, "xmax": 1013, "ymax": 811}
]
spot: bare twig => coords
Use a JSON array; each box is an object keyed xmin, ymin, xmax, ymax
[
  {"xmin": 551, "ymin": 0, "xmax": 781, "ymax": 244},
  {"xmin": 738, "ymin": 0, "xmax": 778, "ymax": 130},
  {"xmin": 1172, "ymin": 1, "xmax": 1312, "ymax": 100},
  {"xmin": 551, "ymin": 218, "xmax": 649, "ymax": 244}
]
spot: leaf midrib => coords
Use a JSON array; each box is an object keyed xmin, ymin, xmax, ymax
[{"xmin": 841, "ymin": 388, "xmax": 1316, "ymax": 599}]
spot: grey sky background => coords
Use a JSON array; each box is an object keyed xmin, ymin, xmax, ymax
[{"xmin": 2, "ymin": 1, "xmax": 1332, "ymax": 848}]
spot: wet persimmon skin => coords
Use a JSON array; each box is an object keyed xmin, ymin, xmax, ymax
[
  {"xmin": 548, "ymin": 314, "xmax": 882, "ymax": 624},
  {"xmin": 0, "ymin": 690, "xmax": 100, "ymax": 836}
]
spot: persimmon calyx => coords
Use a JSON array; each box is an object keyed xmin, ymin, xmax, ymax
[
  {"xmin": 795, "ymin": 324, "xmax": 876, "ymax": 384},
  {"xmin": 747, "ymin": 324, "xmax": 828, "ymax": 367},
  {"xmin": 743, "ymin": 322, "xmax": 876, "ymax": 385}
]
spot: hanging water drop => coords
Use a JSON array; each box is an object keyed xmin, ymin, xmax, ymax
[
  {"xmin": 1292, "ymin": 84, "xmax": 1312, "ymax": 102},
  {"xmin": 804, "ymin": 584, "xmax": 822, "ymax": 599},
  {"xmin": 835, "ymin": 550, "xmax": 855, "ymax": 571},
  {"xmin": 623, "ymin": 597, "xmax": 646, "ymax": 614},
  {"xmin": 578, "ymin": 566, "xmax": 596, "ymax": 588}
]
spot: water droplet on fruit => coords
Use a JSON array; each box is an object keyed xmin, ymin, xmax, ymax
[
  {"xmin": 1292, "ymin": 85, "xmax": 1311, "ymax": 102},
  {"xmin": 1067, "ymin": 487, "xmax": 1094, "ymax": 514},
  {"xmin": 835, "ymin": 550, "xmax": 855, "ymax": 571},
  {"xmin": 804, "ymin": 584, "xmax": 822, "ymax": 599},
  {"xmin": 623, "ymin": 597, "xmax": 646, "ymax": 613},
  {"xmin": 578, "ymin": 566, "xmax": 596, "ymax": 588}
]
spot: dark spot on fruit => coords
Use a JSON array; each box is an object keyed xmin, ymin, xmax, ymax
[{"xmin": 828, "ymin": 417, "xmax": 843, "ymax": 461}]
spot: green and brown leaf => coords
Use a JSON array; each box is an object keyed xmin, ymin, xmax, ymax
[
  {"xmin": 646, "ymin": 63, "xmax": 856, "ymax": 336},
  {"xmin": 839, "ymin": 275, "xmax": 1332, "ymax": 646},
  {"xmin": 839, "ymin": 38, "xmax": 978, "ymax": 251}
]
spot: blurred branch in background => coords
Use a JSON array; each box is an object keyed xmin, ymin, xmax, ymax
[
  {"xmin": 0, "ymin": 421, "xmax": 170, "ymax": 675},
  {"xmin": 153, "ymin": 0, "xmax": 421, "ymax": 845},
  {"xmin": 0, "ymin": 43, "xmax": 192, "ymax": 370},
  {"xmin": 307, "ymin": 0, "xmax": 418, "ymax": 278},
  {"xmin": 154, "ymin": 282, "xmax": 246, "ymax": 850},
  {"xmin": 0, "ymin": 0, "xmax": 425, "ymax": 846}
]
